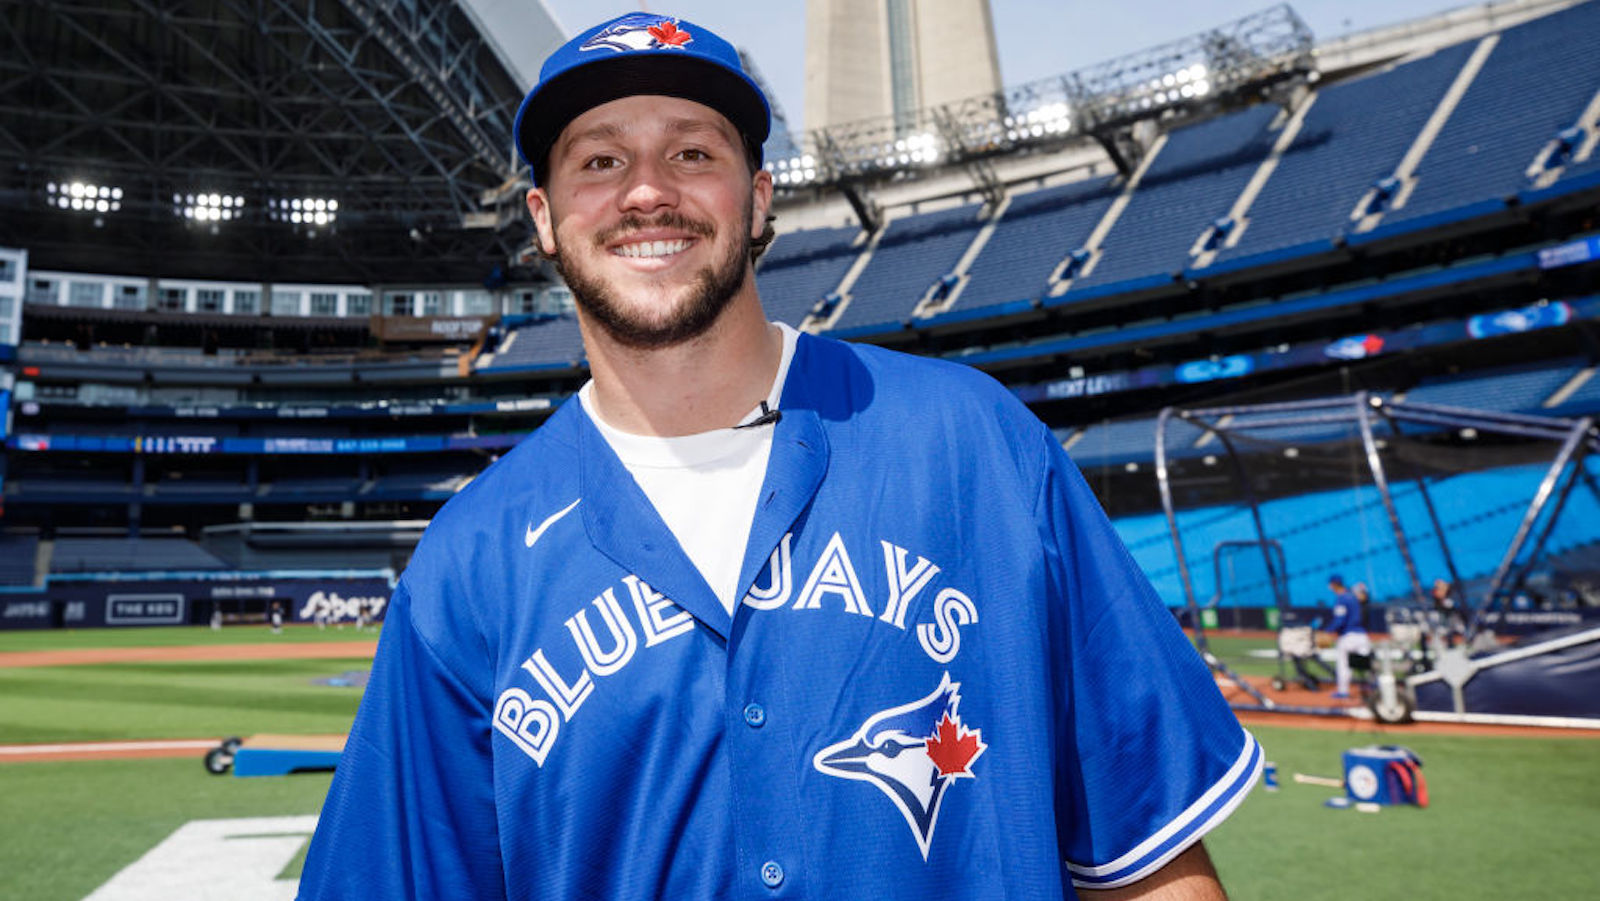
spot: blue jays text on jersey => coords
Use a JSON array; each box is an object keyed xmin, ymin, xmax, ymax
[
  {"xmin": 493, "ymin": 530, "xmax": 983, "ymax": 770},
  {"xmin": 297, "ymin": 333, "xmax": 1260, "ymax": 900}
]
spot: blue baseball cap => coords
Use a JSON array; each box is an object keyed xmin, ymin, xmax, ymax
[{"xmin": 514, "ymin": 13, "xmax": 771, "ymax": 186}]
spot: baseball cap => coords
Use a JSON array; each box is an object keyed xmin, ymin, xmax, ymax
[{"xmin": 514, "ymin": 13, "xmax": 772, "ymax": 186}]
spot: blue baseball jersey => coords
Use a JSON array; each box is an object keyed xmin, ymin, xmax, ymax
[
  {"xmin": 1328, "ymin": 591, "xmax": 1365, "ymax": 635},
  {"xmin": 298, "ymin": 333, "xmax": 1259, "ymax": 899}
]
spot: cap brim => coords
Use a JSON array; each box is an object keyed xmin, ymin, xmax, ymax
[{"xmin": 517, "ymin": 55, "xmax": 770, "ymax": 186}]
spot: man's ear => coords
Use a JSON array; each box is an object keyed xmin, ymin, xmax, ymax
[
  {"xmin": 750, "ymin": 168, "xmax": 774, "ymax": 240},
  {"xmin": 527, "ymin": 187, "xmax": 557, "ymax": 255}
]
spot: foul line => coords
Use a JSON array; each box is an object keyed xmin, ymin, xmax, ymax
[{"xmin": 0, "ymin": 739, "xmax": 219, "ymax": 758}]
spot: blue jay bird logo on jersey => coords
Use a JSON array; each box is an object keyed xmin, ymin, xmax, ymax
[
  {"xmin": 813, "ymin": 672, "xmax": 987, "ymax": 859},
  {"xmin": 580, "ymin": 15, "xmax": 694, "ymax": 54}
]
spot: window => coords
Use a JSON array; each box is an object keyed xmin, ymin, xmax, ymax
[
  {"xmin": 310, "ymin": 292, "xmax": 338, "ymax": 316},
  {"xmin": 0, "ymin": 322, "xmax": 11, "ymax": 344},
  {"xmin": 115, "ymin": 284, "xmax": 146, "ymax": 310},
  {"xmin": 271, "ymin": 290, "xmax": 301, "ymax": 316},
  {"xmin": 0, "ymin": 296, "xmax": 13, "ymax": 318},
  {"xmin": 233, "ymin": 290, "xmax": 259, "ymax": 314},
  {"xmin": 158, "ymin": 287, "xmax": 186, "ymax": 312},
  {"xmin": 421, "ymin": 292, "xmax": 443, "ymax": 316},
  {"xmin": 384, "ymin": 293, "xmax": 413, "ymax": 317},
  {"xmin": 0, "ymin": 258, "xmax": 15, "ymax": 283},
  {"xmin": 462, "ymin": 291, "xmax": 494, "ymax": 315},
  {"xmin": 197, "ymin": 289, "xmax": 224, "ymax": 312},
  {"xmin": 26, "ymin": 279, "xmax": 57, "ymax": 305},
  {"xmin": 346, "ymin": 292, "xmax": 373, "ymax": 316},
  {"xmin": 69, "ymin": 282, "xmax": 103, "ymax": 307},
  {"xmin": 515, "ymin": 290, "xmax": 537, "ymax": 314}
]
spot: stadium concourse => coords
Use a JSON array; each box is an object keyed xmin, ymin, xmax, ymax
[{"xmin": 2, "ymin": 0, "xmax": 1599, "ymax": 657}]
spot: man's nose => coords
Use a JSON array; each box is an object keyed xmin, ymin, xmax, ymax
[{"xmin": 618, "ymin": 155, "xmax": 678, "ymax": 214}]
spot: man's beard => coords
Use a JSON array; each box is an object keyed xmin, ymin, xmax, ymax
[{"xmin": 552, "ymin": 206, "xmax": 752, "ymax": 351}]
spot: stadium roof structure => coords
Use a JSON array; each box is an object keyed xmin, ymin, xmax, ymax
[
  {"xmin": 0, "ymin": 0, "xmax": 563, "ymax": 284},
  {"xmin": 768, "ymin": 5, "xmax": 1314, "ymax": 202}
]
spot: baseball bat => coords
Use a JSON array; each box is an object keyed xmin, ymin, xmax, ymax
[{"xmin": 1293, "ymin": 773, "xmax": 1345, "ymax": 788}]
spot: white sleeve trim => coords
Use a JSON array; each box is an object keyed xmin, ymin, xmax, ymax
[{"xmin": 1065, "ymin": 730, "xmax": 1262, "ymax": 889}]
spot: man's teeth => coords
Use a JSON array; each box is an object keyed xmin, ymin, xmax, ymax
[{"xmin": 614, "ymin": 239, "xmax": 692, "ymax": 259}]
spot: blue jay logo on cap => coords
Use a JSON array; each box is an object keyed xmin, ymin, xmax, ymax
[
  {"xmin": 581, "ymin": 15, "xmax": 695, "ymax": 54},
  {"xmin": 813, "ymin": 673, "xmax": 987, "ymax": 859}
]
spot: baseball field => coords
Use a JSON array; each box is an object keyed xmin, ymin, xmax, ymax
[{"xmin": 1, "ymin": 626, "xmax": 1596, "ymax": 900}]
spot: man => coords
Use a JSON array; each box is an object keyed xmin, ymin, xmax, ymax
[
  {"xmin": 297, "ymin": 13, "xmax": 1258, "ymax": 900},
  {"xmin": 1323, "ymin": 574, "xmax": 1371, "ymax": 699}
]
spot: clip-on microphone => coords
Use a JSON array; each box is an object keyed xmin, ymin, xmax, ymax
[{"xmin": 734, "ymin": 401, "xmax": 782, "ymax": 429}]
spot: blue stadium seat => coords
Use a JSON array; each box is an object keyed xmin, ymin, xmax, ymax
[
  {"xmin": 1072, "ymin": 104, "xmax": 1280, "ymax": 289},
  {"xmin": 1384, "ymin": 0, "xmax": 1600, "ymax": 226},
  {"xmin": 1546, "ymin": 366, "xmax": 1600, "ymax": 415},
  {"xmin": 50, "ymin": 537, "xmax": 229, "ymax": 573},
  {"xmin": 956, "ymin": 176, "xmax": 1119, "ymax": 311},
  {"xmin": 755, "ymin": 224, "xmax": 863, "ymax": 326},
  {"xmin": 1212, "ymin": 42, "xmax": 1476, "ymax": 266},
  {"xmin": 1404, "ymin": 359, "xmax": 1585, "ymax": 413},
  {"xmin": 1067, "ymin": 416, "xmax": 1207, "ymax": 468},
  {"xmin": 0, "ymin": 534, "xmax": 40, "ymax": 585},
  {"xmin": 829, "ymin": 203, "xmax": 984, "ymax": 333},
  {"xmin": 483, "ymin": 316, "xmax": 585, "ymax": 370}
]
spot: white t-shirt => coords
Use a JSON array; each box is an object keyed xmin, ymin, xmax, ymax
[{"xmin": 579, "ymin": 323, "xmax": 799, "ymax": 617}]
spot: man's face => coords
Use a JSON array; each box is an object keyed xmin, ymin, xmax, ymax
[{"xmin": 527, "ymin": 95, "xmax": 773, "ymax": 350}]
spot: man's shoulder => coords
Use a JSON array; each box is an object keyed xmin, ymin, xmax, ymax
[
  {"xmin": 793, "ymin": 332, "xmax": 1032, "ymax": 419},
  {"xmin": 409, "ymin": 400, "xmax": 584, "ymax": 565}
]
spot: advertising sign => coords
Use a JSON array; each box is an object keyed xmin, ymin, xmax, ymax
[{"xmin": 1466, "ymin": 302, "xmax": 1572, "ymax": 340}]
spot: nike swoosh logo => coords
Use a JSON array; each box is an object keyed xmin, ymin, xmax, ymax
[{"xmin": 525, "ymin": 498, "xmax": 582, "ymax": 549}]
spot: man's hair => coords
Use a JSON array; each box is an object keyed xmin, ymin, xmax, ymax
[{"xmin": 750, "ymin": 214, "xmax": 776, "ymax": 264}]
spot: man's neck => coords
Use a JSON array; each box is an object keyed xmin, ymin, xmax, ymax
[{"xmin": 581, "ymin": 291, "xmax": 783, "ymax": 437}]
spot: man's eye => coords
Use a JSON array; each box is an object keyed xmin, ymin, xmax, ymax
[
  {"xmin": 584, "ymin": 156, "xmax": 620, "ymax": 170},
  {"xmin": 676, "ymin": 148, "xmax": 710, "ymax": 161}
]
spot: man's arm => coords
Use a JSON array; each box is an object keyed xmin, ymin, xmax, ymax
[{"xmin": 1080, "ymin": 842, "xmax": 1228, "ymax": 900}]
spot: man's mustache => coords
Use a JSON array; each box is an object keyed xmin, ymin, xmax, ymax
[{"xmin": 593, "ymin": 212, "xmax": 715, "ymax": 247}]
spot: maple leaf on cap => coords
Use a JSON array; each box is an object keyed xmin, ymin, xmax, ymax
[
  {"xmin": 925, "ymin": 714, "xmax": 984, "ymax": 777},
  {"xmin": 648, "ymin": 21, "xmax": 692, "ymax": 47}
]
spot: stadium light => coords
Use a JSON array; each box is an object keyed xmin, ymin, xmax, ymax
[
  {"xmin": 175, "ymin": 192, "xmax": 245, "ymax": 222},
  {"xmin": 1004, "ymin": 103, "xmax": 1072, "ymax": 142},
  {"xmin": 269, "ymin": 196, "xmax": 340, "ymax": 227},
  {"xmin": 766, "ymin": 154, "xmax": 819, "ymax": 187},
  {"xmin": 777, "ymin": 5, "xmax": 1310, "ymax": 191},
  {"xmin": 48, "ymin": 181, "xmax": 123, "ymax": 214}
]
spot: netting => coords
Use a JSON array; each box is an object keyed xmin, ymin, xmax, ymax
[{"xmin": 1154, "ymin": 396, "xmax": 1600, "ymax": 630}]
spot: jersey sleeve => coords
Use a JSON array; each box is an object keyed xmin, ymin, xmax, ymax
[
  {"xmin": 297, "ymin": 581, "xmax": 506, "ymax": 900},
  {"xmin": 1036, "ymin": 433, "xmax": 1261, "ymax": 891}
]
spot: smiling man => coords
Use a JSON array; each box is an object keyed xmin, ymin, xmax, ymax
[{"xmin": 296, "ymin": 12, "xmax": 1258, "ymax": 901}]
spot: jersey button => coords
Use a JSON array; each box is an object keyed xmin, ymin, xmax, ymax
[
  {"xmin": 742, "ymin": 703, "xmax": 767, "ymax": 728},
  {"xmin": 759, "ymin": 860, "xmax": 784, "ymax": 888}
]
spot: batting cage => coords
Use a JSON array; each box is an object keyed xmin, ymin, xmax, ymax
[{"xmin": 1153, "ymin": 392, "xmax": 1600, "ymax": 727}]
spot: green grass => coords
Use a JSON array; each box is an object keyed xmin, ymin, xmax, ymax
[
  {"xmin": 0, "ymin": 758, "xmax": 332, "ymax": 901},
  {"xmin": 0, "ymin": 624, "xmax": 380, "ymax": 653},
  {"xmin": 1200, "ymin": 632, "xmax": 1286, "ymax": 678},
  {"xmin": 3, "ymin": 626, "xmax": 1597, "ymax": 900},
  {"xmin": 1210, "ymin": 726, "xmax": 1600, "ymax": 900},
  {"xmin": 0, "ymin": 657, "xmax": 369, "ymax": 743}
]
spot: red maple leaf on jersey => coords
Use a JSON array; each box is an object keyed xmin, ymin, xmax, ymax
[
  {"xmin": 925, "ymin": 714, "xmax": 984, "ymax": 777},
  {"xmin": 648, "ymin": 21, "xmax": 692, "ymax": 47}
]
